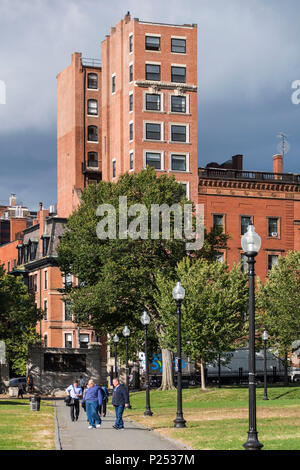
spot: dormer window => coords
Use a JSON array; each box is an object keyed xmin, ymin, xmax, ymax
[{"xmin": 42, "ymin": 236, "xmax": 50, "ymax": 256}]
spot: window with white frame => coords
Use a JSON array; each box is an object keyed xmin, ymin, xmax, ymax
[
  {"xmin": 44, "ymin": 270, "xmax": 48, "ymax": 289},
  {"xmin": 145, "ymin": 35, "xmax": 160, "ymax": 51},
  {"xmin": 170, "ymin": 154, "xmax": 187, "ymax": 172},
  {"xmin": 87, "ymin": 73, "xmax": 98, "ymax": 89},
  {"xmin": 43, "ymin": 299, "xmax": 48, "ymax": 320},
  {"xmin": 87, "ymin": 125, "xmax": 98, "ymax": 142},
  {"xmin": 129, "ymin": 152, "xmax": 134, "ymax": 170},
  {"xmin": 170, "ymin": 124, "xmax": 188, "ymax": 143},
  {"xmin": 79, "ymin": 334, "xmax": 89, "ymax": 349},
  {"xmin": 171, "ymin": 95, "xmax": 186, "ymax": 113},
  {"xmin": 145, "ymin": 122, "xmax": 162, "ymax": 140},
  {"xmin": 171, "ymin": 38, "xmax": 186, "ymax": 54},
  {"xmin": 43, "ymin": 334, "xmax": 48, "ymax": 348},
  {"xmin": 129, "ymin": 122, "xmax": 133, "ymax": 141},
  {"xmin": 129, "ymin": 64, "xmax": 133, "ymax": 83},
  {"xmin": 112, "ymin": 159, "xmax": 116, "ymax": 178},
  {"xmin": 146, "ymin": 63, "xmax": 160, "ymax": 81},
  {"xmin": 64, "ymin": 300, "xmax": 73, "ymax": 321},
  {"xmin": 145, "ymin": 152, "xmax": 163, "ymax": 170},
  {"xmin": 65, "ymin": 333, "xmax": 73, "ymax": 348},
  {"xmin": 112, "ymin": 74, "xmax": 116, "ymax": 94},
  {"xmin": 171, "ymin": 66, "xmax": 186, "ymax": 83},
  {"xmin": 180, "ymin": 182, "xmax": 189, "ymax": 198},
  {"xmin": 129, "ymin": 92, "xmax": 133, "ymax": 112},
  {"xmin": 145, "ymin": 93, "xmax": 161, "ymax": 111},
  {"xmin": 87, "ymin": 99, "xmax": 98, "ymax": 115},
  {"xmin": 129, "ymin": 34, "xmax": 133, "ymax": 53},
  {"xmin": 268, "ymin": 254, "xmax": 279, "ymax": 271}
]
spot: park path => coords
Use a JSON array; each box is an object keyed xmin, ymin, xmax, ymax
[{"xmin": 54, "ymin": 399, "xmax": 186, "ymax": 451}]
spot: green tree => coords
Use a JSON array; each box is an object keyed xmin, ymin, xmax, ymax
[
  {"xmin": 154, "ymin": 257, "xmax": 248, "ymax": 389},
  {"xmin": 57, "ymin": 168, "xmax": 228, "ymax": 389},
  {"xmin": 257, "ymin": 251, "xmax": 300, "ymax": 385},
  {"xmin": 0, "ymin": 265, "xmax": 42, "ymax": 375}
]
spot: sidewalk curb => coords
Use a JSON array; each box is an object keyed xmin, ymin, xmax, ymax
[{"xmin": 54, "ymin": 400, "xmax": 62, "ymax": 450}]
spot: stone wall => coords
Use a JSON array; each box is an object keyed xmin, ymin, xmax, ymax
[{"xmin": 27, "ymin": 343, "xmax": 107, "ymax": 395}]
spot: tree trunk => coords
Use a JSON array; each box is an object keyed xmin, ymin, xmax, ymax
[
  {"xmin": 160, "ymin": 349, "xmax": 175, "ymax": 390},
  {"xmin": 284, "ymin": 351, "xmax": 289, "ymax": 387},
  {"xmin": 200, "ymin": 360, "xmax": 206, "ymax": 390}
]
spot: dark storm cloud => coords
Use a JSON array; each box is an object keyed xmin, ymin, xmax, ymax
[{"xmin": 0, "ymin": 0, "xmax": 300, "ymax": 209}]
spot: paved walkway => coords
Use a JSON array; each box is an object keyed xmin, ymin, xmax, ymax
[{"xmin": 54, "ymin": 399, "xmax": 186, "ymax": 451}]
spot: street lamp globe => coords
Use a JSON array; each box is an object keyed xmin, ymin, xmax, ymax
[
  {"xmin": 241, "ymin": 224, "xmax": 261, "ymax": 255},
  {"xmin": 123, "ymin": 325, "xmax": 130, "ymax": 337},
  {"xmin": 172, "ymin": 281, "xmax": 185, "ymax": 301},
  {"xmin": 141, "ymin": 311, "xmax": 150, "ymax": 326},
  {"xmin": 262, "ymin": 330, "xmax": 269, "ymax": 341},
  {"xmin": 113, "ymin": 333, "xmax": 119, "ymax": 344}
]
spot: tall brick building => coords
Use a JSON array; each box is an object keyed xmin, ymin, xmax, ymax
[{"xmin": 57, "ymin": 13, "xmax": 198, "ymax": 218}]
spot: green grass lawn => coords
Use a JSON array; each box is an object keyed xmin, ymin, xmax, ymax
[
  {"xmin": 116, "ymin": 385, "xmax": 300, "ymax": 451},
  {"xmin": 0, "ymin": 399, "xmax": 55, "ymax": 450}
]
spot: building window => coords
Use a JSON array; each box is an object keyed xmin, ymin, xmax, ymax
[
  {"xmin": 112, "ymin": 160, "xmax": 116, "ymax": 178},
  {"xmin": 129, "ymin": 64, "xmax": 133, "ymax": 83},
  {"xmin": 171, "ymin": 66, "xmax": 186, "ymax": 83},
  {"xmin": 213, "ymin": 214, "xmax": 224, "ymax": 232},
  {"xmin": 43, "ymin": 299, "xmax": 48, "ymax": 320},
  {"xmin": 146, "ymin": 64, "xmax": 160, "ymax": 81},
  {"xmin": 44, "ymin": 270, "xmax": 48, "ymax": 290},
  {"xmin": 87, "ymin": 73, "xmax": 98, "ymax": 89},
  {"xmin": 65, "ymin": 333, "xmax": 73, "ymax": 348},
  {"xmin": 146, "ymin": 122, "xmax": 161, "ymax": 140},
  {"xmin": 268, "ymin": 218, "xmax": 279, "ymax": 237},
  {"xmin": 129, "ymin": 122, "xmax": 133, "ymax": 141},
  {"xmin": 30, "ymin": 242, "xmax": 38, "ymax": 261},
  {"xmin": 129, "ymin": 93, "xmax": 133, "ymax": 112},
  {"xmin": 87, "ymin": 99, "xmax": 98, "ymax": 115},
  {"xmin": 145, "ymin": 93, "xmax": 161, "ymax": 111},
  {"xmin": 80, "ymin": 334, "xmax": 89, "ymax": 349},
  {"xmin": 268, "ymin": 254, "xmax": 279, "ymax": 271},
  {"xmin": 34, "ymin": 274, "xmax": 38, "ymax": 292},
  {"xmin": 129, "ymin": 34, "xmax": 133, "ymax": 53},
  {"xmin": 65, "ymin": 273, "xmax": 72, "ymax": 288},
  {"xmin": 171, "ymin": 95, "xmax": 186, "ymax": 113},
  {"xmin": 88, "ymin": 178, "xmax": 98, "ymax": 185},
  {"xmin": 171, "ymin": 154, "xmax": 187, "ymax": 171},
  {"xmin": 87, "ymin": 125, "xmax": 98, "ymax": 142},
  {"xmin": 180, "ymin": 182, "xmax": 189, "ymax": 198},
  {"xmin": 42, "ymin": 237, "xmax": 49, "ymax": 256},
  {"xmin": 145, "ymin": 152, "xmax": 162, "ymax": 170},
  {"xmin": 129, "ymin": 152, "xmax": 134, "ymax": 170},
  {"xmin": 241, "ymin": 216, "xmax": 252, "ymax": 235},
  {"xmin": 65, "ymin": 301, "xmax": 73, "ymax": 321},
  {"xmin": 171, "ymin": 38, "xmax": 186, "ymax": 53},
  {"xmin": 145, "ymin": 36, "xmax": 160, "ymax": 51},
  {"xmin": 171, "ymin": 124, "xmax": 187, "ymax": 142},
  {"xmin": 43, "ymin": 334, "xmax": 48, "ymax": 348},
  {"xmin": 87, "ymin": 152, "xmax": 98, "ymax": 168},
  {"xmin": 112, "ymin": 75, "xmax": 116, "ymax": 94},
  {"xmin": 215, "ymin": 252, "xmax": 225, "ymax": 263}
]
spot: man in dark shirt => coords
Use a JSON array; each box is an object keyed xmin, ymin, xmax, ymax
[{"xmin": 111, "ymin": 378, "xmax": 129, "ymax": 429}]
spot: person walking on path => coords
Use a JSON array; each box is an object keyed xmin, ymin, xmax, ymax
[
  {"xmin": 66, "ymin": 380, "xmax": 82, "ymax": 422},
  {"xmin": 111, "ymin": 378, "xmax": 129, "ymax": 430},
  {"xmin": 99, "ymin": 383, "xmax": 109, "ymax": 417},
  {"xmin": 17, "ymin": 381, "xmax": 25, "ymax": 398},
  {"xmin": 82, "ymin": 379, "xmax": 103, "ymax": 429}
]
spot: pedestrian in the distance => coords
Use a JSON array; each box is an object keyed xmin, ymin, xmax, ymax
[
  {"xmin": 66, "ymin": 380, "xmax": 82, "ymax": 422},
  {"xmin": 82, "ymin": 379, "xmax": 102, "ymax": 429},
  {"xmin": 17, "ymin": 381, "xmax": 24, "ymax": 399},
  {"xmin": 111, "ymin": 378, "xmax": 129, "ymax": 430},
  {"xmin": 79, "ymin": 375, "xmax": 86, "ymax": 393},
  {"xmin": 99, "ymin": 383, "xmax": 109, "ymax": 417}
]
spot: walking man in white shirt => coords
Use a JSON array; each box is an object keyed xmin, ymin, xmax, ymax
[{"xmin": 66, "ymin": 380, "xmax": 83, "ymax": 422}]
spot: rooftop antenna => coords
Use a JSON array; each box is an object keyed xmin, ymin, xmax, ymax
[{"xmin": 276, "ymin": 132, "xmax": 290, "ymax": 158}]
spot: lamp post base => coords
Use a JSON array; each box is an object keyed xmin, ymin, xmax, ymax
[
  {"xmin": 263, "ymin": 396, "xmax": 269, "ymax": 401},
  {"xmin": 144, "ymin": 409, "xmax": 153, "ymax": 416},
  {"xmin": 243, "ymin": 432, "xmax": 263, "ymax": 451},
  {"xmin": 174, "ymin": 416, "xmax": 186, "ymax": 428}
]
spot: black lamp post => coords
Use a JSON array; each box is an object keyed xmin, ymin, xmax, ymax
[
  {"xmin": 122, "ymin": 325, "xmax": 131, "ymax": 409},
  {"xmin": 113, "ymin": 334, "xmax": 119, "ymax": 378},
  {"xmin": 172, "ymin": 281, "xmax": 186, "ymax": 428},
  {"xmin": 141, "ymin": 311, "xmax": 153, "ymax": 416},
  {"xmin": 262, "ymin": 330, "xmax": 269, "ymax": 401},
  {"xmin": 241, "ymin": 224, "xmax": 263, "ymax": 451}
]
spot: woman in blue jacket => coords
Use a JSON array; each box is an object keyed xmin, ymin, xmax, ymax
[{"xmin": 83, "ymin": 379, "xmax": 103, "ymax": 429}]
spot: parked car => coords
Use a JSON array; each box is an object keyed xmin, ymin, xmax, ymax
[
  {"xmin": 290, "ymin": 368, "xmax": 300, "ymax": 383},
  {"xmin": 9, "ymin": 377, "xmax": 26, "ymax": 387}
]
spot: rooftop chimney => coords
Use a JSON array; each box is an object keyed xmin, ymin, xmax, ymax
[
  {"xmin": 273, "ymin": 154, "xmax": 283, "ymax": 174},
  {"xmin": 9, "ymin": 194, "xmax": 17, "ymax": 207}
]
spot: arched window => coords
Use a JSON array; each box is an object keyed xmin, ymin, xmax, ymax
[
  {"xmin": 87, "ymin": 125, "xmax": 98, "ymax": 142},
  {"xmin": 87, "ymin": 99, "xmax": 98, "ymax": 115},
  {"xmin": 87, "ymin": 73, "xmax": 98, "ymax": 89}
]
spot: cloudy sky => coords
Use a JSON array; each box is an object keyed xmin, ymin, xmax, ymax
[{"xmin": 0, "ymin": 0, "xmax": 300, "ymax": 210}]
